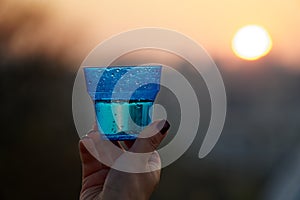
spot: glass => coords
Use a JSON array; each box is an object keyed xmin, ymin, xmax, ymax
[{"xmin": 84, "ymin": 65, "xmax": 162, "ymax": 140}]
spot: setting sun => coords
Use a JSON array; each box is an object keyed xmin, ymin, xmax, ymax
[{"xmin": 232, "ymin": 25, "xmax": 272, "ymax": 61}]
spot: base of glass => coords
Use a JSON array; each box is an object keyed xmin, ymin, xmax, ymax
[{"xmin": 101, "ymin": 132, "xmax": 138, "ymax": 141}]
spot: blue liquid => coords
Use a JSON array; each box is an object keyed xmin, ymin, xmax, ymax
[{"xmin": 95, "ymin": 100, "xmax": 154, "ymax": 140}]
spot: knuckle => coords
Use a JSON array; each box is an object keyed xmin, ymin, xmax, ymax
[{"xmin": 148, "ymin": 135, "xmax": 161, "ymax": 150}]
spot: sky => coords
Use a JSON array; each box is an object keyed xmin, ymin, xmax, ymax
[{"xmin": 2, "ymin": 0, "xmax": 300, "ymax": 67}]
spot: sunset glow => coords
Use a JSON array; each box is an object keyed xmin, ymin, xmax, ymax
[{"xmin": 1, "ymin": 0, "xmax": 300, "ymax": 67}]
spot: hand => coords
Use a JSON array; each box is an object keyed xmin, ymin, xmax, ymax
[{"xmin": 79, "ymin": 120, "xmax": 170, "ymax": 200}]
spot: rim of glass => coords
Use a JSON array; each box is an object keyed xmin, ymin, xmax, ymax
[{"xmin": 83, "ymin": 65, "xmax": 162, "ymax": 70}]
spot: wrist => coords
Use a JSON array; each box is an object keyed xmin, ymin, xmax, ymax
[{"xmin": 101, "ymin": 184, "xmax": 149, "ymax": 200}]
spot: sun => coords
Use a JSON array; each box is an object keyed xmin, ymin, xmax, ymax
[{"xmin": 232, "ymin": 25, "xmax": 272, "ymax": 61}]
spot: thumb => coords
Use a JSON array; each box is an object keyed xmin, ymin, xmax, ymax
[{"xmin": 131, "ymin": 120, "xmax": 170, "ymax": 153}]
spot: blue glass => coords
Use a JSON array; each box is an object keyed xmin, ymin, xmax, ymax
[{"xmin": 84, "ymin": 66, "xmax": 162, "ymax": 140}]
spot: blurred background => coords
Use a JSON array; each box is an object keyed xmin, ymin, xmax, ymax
[{"xmin": 1, "ymin": 0, "xmax": 300, "ymax": 199}]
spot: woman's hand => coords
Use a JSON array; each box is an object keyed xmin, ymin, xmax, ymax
[{"xmin": 79, "ymin": 120, "xmax": 170, "ymax": 200}]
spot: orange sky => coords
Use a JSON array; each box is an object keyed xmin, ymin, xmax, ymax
[{"xmin": 3, "ymin": 0, "xmax": 300, "ymax": 66}]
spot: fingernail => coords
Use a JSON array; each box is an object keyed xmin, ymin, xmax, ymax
[{"xmin": 156, "ymin": 120, "xmax": 170, "ymax": 135}]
